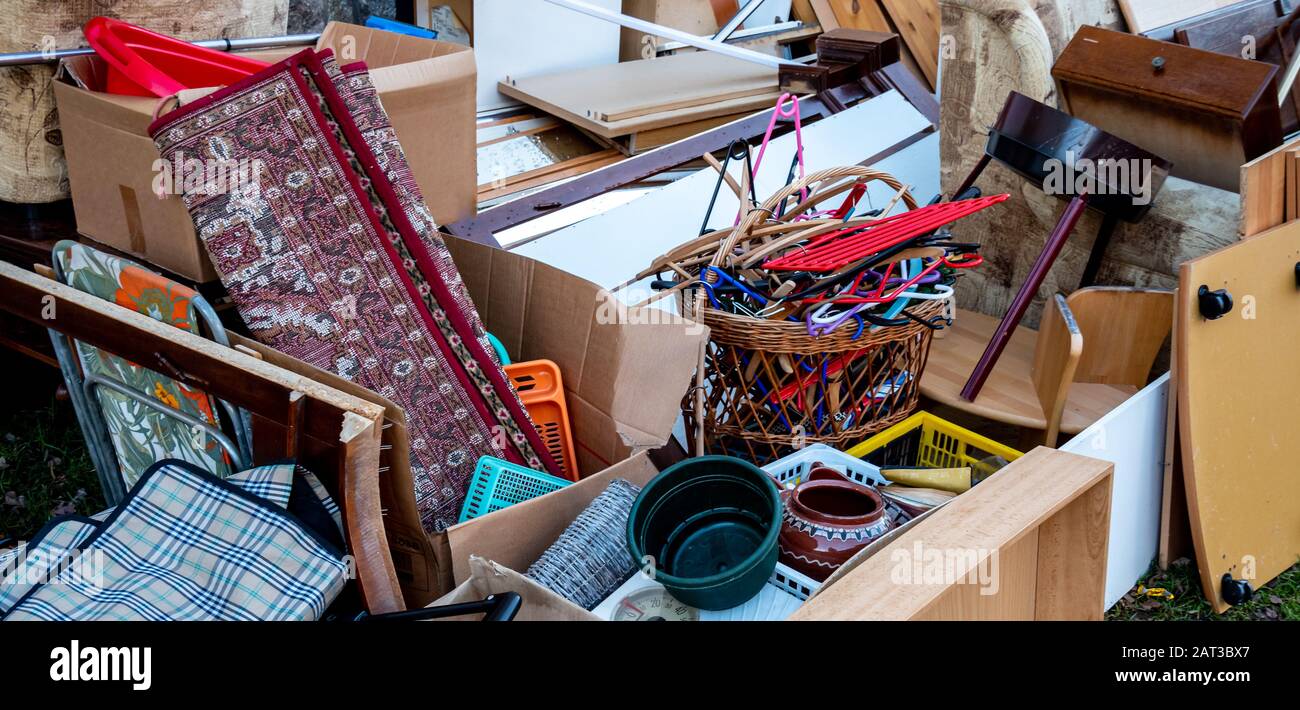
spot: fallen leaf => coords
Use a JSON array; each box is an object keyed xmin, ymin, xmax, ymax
[{"xmin": 1270, "ymin": 595, "xmax": 1283, "ymax": 605}]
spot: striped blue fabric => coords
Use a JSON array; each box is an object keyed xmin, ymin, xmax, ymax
[
  {"xmin": 2, "ymin": 460, "xmax": 347, "ymax": 622},
  {"xmin": 0, "ymin": 518, "xmax": 98, "ymax": 615},
  {"xmin": 226, "ymin": 463, "xmax": 296, "ymax": 510}
]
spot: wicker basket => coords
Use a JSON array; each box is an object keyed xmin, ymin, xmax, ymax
[
  {"xmin": 684, "ymin": 299, "xmax": 942, "ymax": 463},
  {"xmin": 678, "ymin": 166, "xmax": 940, "ymax": 463}
]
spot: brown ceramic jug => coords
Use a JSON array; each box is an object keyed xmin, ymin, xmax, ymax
[{"xmin": 777, "ymin": 467, "xmax": 893, "ymax": 582}]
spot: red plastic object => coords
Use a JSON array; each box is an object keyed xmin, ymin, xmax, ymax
[
  {"xmin": 763, "ymin": 194, "xmax": 1010, "ymax": 273},
  {"xmin": 504, "ymin": 360, "xmax": 579, "ymax": 481},
  {"xmin": 84, "ymin": 17, "xmax": 270, "ymax": 98}
]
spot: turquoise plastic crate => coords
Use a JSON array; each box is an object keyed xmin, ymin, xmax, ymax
[{"xmin": 458, "ymin": 456, "xmax": 573, "ymax": 523}]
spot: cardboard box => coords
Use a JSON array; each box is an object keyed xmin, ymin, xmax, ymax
[
  {"xmin": 444, "ymin": 236, "xmax": 707, "ymax": 476},
  {"xmin": 52, "ymin": 21, "xmax": 477, "ymax": 283},
  {"xmin": 432, "ymin": 557, "xmax": 600, "ymax": 621},
  {"xmin": 212, "ymin": 234, "xmax": 707, "ymax": 600},
  {"xmin": 444, "ymin": 447, "xmax": 1117, "ymax": 620}
]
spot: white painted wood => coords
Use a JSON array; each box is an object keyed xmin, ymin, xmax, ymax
[
  {"xmin": 512, "ymin": 90, "xmax": 937, "ymax": 290},
  {"xmin": 474, "ymin": 0, "xmax": 622, "ymax": 111},
  {"xmin": 1061, "ymin": 373, "xmax": 1170, "ymax": 610},
  {"xmin": 543, "ymin": 0, "xmax": 795, "ymax": 68}
]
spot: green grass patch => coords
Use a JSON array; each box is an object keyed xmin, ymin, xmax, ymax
[
  {"xmin": 0, "ymin": 399, "xmax": 105, "ymax": 543},
  {"xmin": 1108, "ymin": 558, "xmax": 1300, "ymax": 621}
]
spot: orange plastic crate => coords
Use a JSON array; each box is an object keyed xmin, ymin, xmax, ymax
[{"xmin": 505, "ymin": 360, "xmax": 579, "ymax": 481}]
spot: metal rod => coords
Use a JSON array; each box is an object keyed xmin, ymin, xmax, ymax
[
  {"xmin": 713, "ymin": 0, "xmax": 768, "ymax": 42},
  {"xmin": 543, "ymin": 0, "xmax": 793, "ymax": 68},
  {"xmin": 660, "ymin": 21, "xmax": 804, "ymax": 52},
  {"xmin": 0, "ymin": 33, "xmax": 320, "ymax": 67}
]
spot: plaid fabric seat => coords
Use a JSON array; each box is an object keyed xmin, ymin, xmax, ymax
[
  {"xmin": 0, "ymin": 517, "xmax": 98, "ymax": 615},
  {"xmin": 2, "ymin": 461, "xmax": 347, "ymax": 621}
]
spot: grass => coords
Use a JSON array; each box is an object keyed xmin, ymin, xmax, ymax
[
  {"xmin": 1107, "ymin": 558, "xmax": 1300, "ymax": 621},
  {"xmin": 0, "ymin": 352, "xmax": 105, "ymax": 544}
]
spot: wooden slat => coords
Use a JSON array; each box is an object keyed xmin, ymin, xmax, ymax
[
  {"xmin": 879, "ymin": 0, "xmax": 939, "ymax": 90},
  {"xmin": 1239, "ymin": 135, "xmax": 1300, "ymax": 237},
  {"xmin": 498, "ymin": 51, "xmax": 778, "ymax": 139},
  {"xmin": 794, "ymin": 447, "xmax": 1114, "ymax": 620}
]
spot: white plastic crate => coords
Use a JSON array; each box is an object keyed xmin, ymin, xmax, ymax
[
  {"xmin": 592, "ymin": 562, "xmax": 820, "ymax": 621},
  {"xmin": 762, "ymin": 442, "xmax": 887, "ymax": 489}
]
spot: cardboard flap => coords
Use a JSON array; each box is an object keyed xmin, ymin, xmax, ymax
[
  {"xmin": 445, "ymin": 236, "xmax": 707, "ymax": 473},
  {"xmin": 433, "ymin": 557, "xmax": 598, "ymax": 621},
  {"xmin": 445, "ymin": 452, "xmax": 660, "ymax": 584},
  {"xmin": 317, "ymin": 21, "xmax": 472, "ymax": 67}
]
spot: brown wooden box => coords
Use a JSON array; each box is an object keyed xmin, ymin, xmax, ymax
[{"xmin": 1052, "ymin": 25, "xmax": 1282, "ymax": 193}]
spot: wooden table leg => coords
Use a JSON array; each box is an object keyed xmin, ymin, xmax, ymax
[{"xmin": 961, "ymin": 193, "xmax": 1089, "ymax": 401}]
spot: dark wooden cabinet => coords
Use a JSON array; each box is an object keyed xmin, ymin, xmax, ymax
[{"xmin": 1053, "ymin": 25, "xmax": 1283, "ymax": 192}]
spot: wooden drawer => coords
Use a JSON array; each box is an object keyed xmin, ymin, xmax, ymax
[{"xmin": 1053, "ymin": 25, "xmax": 1282, "ymax": 192}]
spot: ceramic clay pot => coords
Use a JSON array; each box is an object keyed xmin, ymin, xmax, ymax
[{"xmin": 778, "ymin": 472, "xmax": 893, "ymax": 582}]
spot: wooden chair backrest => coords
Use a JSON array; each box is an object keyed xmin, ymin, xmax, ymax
[
  {"xmin": 1067, "ymin": 287, "xmax": 1175, "ymax": 386},
  {"xmin": 1031, "ymin": 293, "xmax": 1083, "ymax": 444},
  {"xmin": 0, "ymin": 262, "xmax": 406, "ymax": 615}
]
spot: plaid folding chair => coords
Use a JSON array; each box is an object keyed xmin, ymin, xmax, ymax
[
  {"xmin": 1, "ymin": 460, "xmax": 519, "ymax": 621},
  {"xmin": 48, "ymin": 241, "xmax": 253, "ymax": 504}
]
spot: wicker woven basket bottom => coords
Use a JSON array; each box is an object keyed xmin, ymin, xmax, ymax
[{"xmin": 684, "ymin": 298, "xmax": 944, "ymax": 465}]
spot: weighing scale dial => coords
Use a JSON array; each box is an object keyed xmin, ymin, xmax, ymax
[{"xmin": 610, "ymin": 587, "xmax": 699, "ymax": 621}]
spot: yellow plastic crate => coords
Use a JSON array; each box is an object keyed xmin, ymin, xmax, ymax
[{"xmin": 847, "ymin": 412, "xmax": 1023, "ymax": 471}]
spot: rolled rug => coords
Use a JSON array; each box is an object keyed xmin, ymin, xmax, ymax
[{"xmin": 148, "ymin": 48, "xmax": 561, "ymax": 532}]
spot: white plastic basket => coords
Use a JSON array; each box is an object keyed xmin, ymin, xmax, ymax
[{"xmin": 762, "ymin": 442, "xmax": 887, "ymax": 489}]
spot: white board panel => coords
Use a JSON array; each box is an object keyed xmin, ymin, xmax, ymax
[
  {"xmin": 1062, "ymin": 374, "xmax": 1170, "ymax": 610},
  {"xmin": 474, "ymin": 0, "xmax": 622, "ymax": 111},
  {"xmin": 513, "ymin": 90, "xmax": 937, "ymax": 289}
]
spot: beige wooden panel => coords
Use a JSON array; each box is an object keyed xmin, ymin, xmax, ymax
[
  {"xmin": 794, "ymin": 448, "xmax": 1114, "ymax": 620},
  {"xmin": 1034, "ymin": 477, "xmax": 1113, "ymax": 619},
  {"xmin": 1178, "ymin": 219, "xmax": 1300, "ymax": 612},
  {"xmin": 914, "ymin": 534, "xmax": 1039, "ymax": 620}
]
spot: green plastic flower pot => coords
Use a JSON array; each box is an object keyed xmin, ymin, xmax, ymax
[{"xmin": 627, "ymin": 455, "xmax": 782, "ymax": 611}]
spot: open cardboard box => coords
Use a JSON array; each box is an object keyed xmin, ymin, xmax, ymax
[
  {"xmin": 443, "ymin": 447, "xmax": 1117, "ymax": 620},
  {"xmin": 52, "ymin": 21, "xmax": 476, "ymax": 283},
  {"xmin": 221, "ymin": 234, "xmax": 706, "ymax": 606}
]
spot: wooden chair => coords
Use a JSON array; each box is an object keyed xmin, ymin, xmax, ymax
[{"xmin": 921, "ymin": 287, "xmax": 1174, "ymax": 445}]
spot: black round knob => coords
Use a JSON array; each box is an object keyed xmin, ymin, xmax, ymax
[
  {"xmin": 1198, "ymin": 285, "xmax": 1233, "ymax": 320},
  {"xmin": 1152, "ymin": 56, "xmax": 1166, "ymax": 72},
  {"xmin": 1221, "ymin": 573, "xmax": 1254, "ymax": 606}
]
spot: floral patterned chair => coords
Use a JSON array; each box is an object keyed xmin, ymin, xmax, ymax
[{"xmin": 49, "ymin": 241, "xmax": 252, "ymax": 503}]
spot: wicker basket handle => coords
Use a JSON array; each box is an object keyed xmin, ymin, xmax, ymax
[{"xmin": 713, "ymin": 166, "xmax": 918, "ymax": 271}]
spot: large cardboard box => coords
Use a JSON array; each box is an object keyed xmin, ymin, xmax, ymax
[
  {"xmin": 52, "ymin": 21, "xmax": 476, "ymax": 283},
  {"xmin": 444, "ymin": 448, "xmax": 1117, "ymax": 620},
  {"xmin": 217, "ymin": 235, "xmax": 707, "ymax": 602}
]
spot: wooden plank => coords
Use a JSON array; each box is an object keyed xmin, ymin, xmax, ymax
[
  {"xmin": 794, "ymin": 448, "xmax": 1114, "ymax": 620},
  {"xmin": 498, "ymin": 51, "xmax": 778, "ymax": 138},
  {"xmin": 878, "ymin": 0, "xmax": 939, "ymax": 90},
  {"xmin": 1177, "ymin": 219, "xmax": 1300, "ymax": 612},
  {"xmin": 1062, "ymin": 378, "xmax": 1168, "ymax": 610},
  {"xmin": 808, "ymin": 0, "xmax": 841, "ymax": 29},
  {"xmin": 1239, "ymin": 135, "xmax": 1300, "ymax": 237},
  {"xmin": 913, "ymin": 534, "xmax": 1040, "ymax": 620},
  {"xmin": 1118, "ymin": 0, "xmax": 1246, "ymax": 34},
  {"xmin": 826, "ymin": 0, "xmax": 890, "ymax": 31}
]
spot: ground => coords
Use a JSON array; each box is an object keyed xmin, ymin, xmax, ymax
[{"xmin": 1, "ymin": 350, "xmax": 1295, "ymax": 618}]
